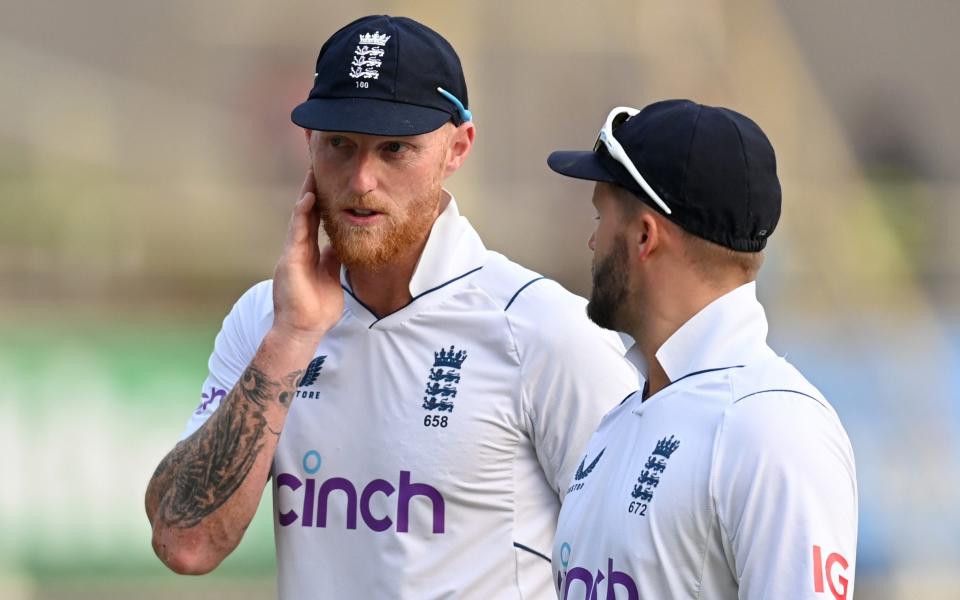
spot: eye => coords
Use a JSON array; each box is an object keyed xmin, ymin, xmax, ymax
[
  {"xmin": 385, "ymin": 141, "xmax": 403, "ymax": 153},
  {"xmin": 329, "ymin": 136, "xmax": 344, "ymax": 147}
]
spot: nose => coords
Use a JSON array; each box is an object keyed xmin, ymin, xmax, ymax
[
  {"xmin": 588, "ymin": 231, "xmax": 596, "ymax": 252},
  {"xmin": 347, "ymin": 150, "xmax": 377, "ymax": 197}
]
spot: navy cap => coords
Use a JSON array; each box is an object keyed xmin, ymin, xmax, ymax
[
  {"xmin": 549, "ymin": 99, "xmax": 781, "ymax": 251},
  {"xmin": 291, "ymin": 15, "xmax": 470, "ymax": 136}
]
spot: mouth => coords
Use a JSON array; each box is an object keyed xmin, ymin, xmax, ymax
[{"xmin": 341, "ymin": 207, "xmax": 385, "ymax": 226}]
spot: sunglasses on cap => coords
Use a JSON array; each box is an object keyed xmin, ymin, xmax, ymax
[{"xmin": 594, "ymin": 107, "xmax": 672, "ymax": 215}]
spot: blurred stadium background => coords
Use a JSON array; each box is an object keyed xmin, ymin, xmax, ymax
[{"xmin": 2, "ymin": 0, "xmax": 958, "ymax": 598}]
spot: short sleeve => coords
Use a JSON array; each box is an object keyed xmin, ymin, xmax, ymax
[
  {"xmin": 712, "ymin": 391, "xmax": 858, "ymax": 600},
  {"xmin": 507, "ymin": 280, "xmax": 639, "ymax": 498},
  {"xmin": 179, "ymin": 280, "xmax": 274, "ymax": 439}
]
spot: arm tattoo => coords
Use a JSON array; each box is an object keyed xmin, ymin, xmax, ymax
[
  {"xmin": 154, "ymin": 364, "xmax": 304, "ymax": 528},
  {"xmin": 278, "ymin": 369, "xmax": 304, "ymax": 407}
]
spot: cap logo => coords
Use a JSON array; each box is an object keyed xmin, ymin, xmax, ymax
[{"xmin": 349, "ymin": 32, "xmax": 390, "ymax": 81}]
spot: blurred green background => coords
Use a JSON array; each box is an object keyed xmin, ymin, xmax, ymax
[{"xmin": 2, "ymin": 0, "xmax": 959, "ymax": 598}]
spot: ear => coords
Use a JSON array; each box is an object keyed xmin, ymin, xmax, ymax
[
  {"xmin": 631, "ymin": 210, "xmax": 660, "ymax": 263},
  {"xmin": 442, "ymin": 122, "xmax": 476, "ymax": 178},
  {"xmin": 303, "ymin": 129, "xmax": 316, "ymax": 160}
]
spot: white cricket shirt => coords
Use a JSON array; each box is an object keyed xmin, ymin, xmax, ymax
[
  {"xmin": 182, "ymin": 196, "xmax": 638, "ymax": 599},
  {"xmin": 552, "ymin": 283, "xmax": 858, "ymax": 600}
]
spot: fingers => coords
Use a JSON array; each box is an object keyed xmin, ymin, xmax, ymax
[
  {"xmin": 286, "ymin": 169, "xmax": 321, "ymax": 253},
  {"xmin": 317, "ymin": 245, "xmax": 342, "ymax": 282},
  {"xmin": 298, "ymin": 168, "xmax": 317, "ymax": 199},
  {"xmin": 286, "ymin": 192, "xmax": 315, "ymax": 246}
]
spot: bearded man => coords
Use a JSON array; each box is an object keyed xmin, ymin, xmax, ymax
[
  {"xmin": 548, "ymin": 100, "xmax": 858, "ymax": 599},
  {"xmin": 144, "ymin": 15, "xmax": 636, "ymax": 599}
]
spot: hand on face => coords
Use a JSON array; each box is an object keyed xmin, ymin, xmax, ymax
[{"xmin": 271, "ymin": 168, "xmax": 344, "ymax": 344}]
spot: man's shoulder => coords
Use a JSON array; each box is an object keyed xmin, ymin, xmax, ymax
[
  {"xmin": 220, "ymin": 279, "xmax": 275, "ymax": 337},
  {"xmin": 720, "ymin": 355, "xmax": 848, "ymax": 451},
  {"xmin": 233, "ymin": 279, "xmax": 275, "ymax": 316},
  {"xmin": 475, "ymin": 251, "xmax": 586, "ymax": 316},
  {"xmin": 476, "ymin": 252, "xmax": 627, "ymax": 357},
  {"xmin": 729, "ymin": 355, "xmax": 828, "ymax": 409}
]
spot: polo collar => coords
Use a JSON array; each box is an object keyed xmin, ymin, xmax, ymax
[
  {"xmin": 406, "ymin": 192, "xmax": 486, "ymax": 297},
  {"xmin": 339, "ymin": 191, "xmax": 487, "ymax": 321},
  {"xmin": 625, "ymin": 282, "xmax": 775, "ymax": 383}
]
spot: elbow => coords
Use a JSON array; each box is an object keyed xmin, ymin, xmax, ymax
[
  {"xmin": 163, "ymin": 553, "xmax": 219, "ymax": 576},
  {"xmin": 144, "ymin": 493, "xmax": 158, "ymax": 526},
  {"xmin": 152, "ymin": 527, "xmax": 224, "ymax": 575}
]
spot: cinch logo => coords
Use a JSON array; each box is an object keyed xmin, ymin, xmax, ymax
[
  {"xmin": 275, "ymin": 451, "xmax": 445, "ymax": 534},
  {"xmin": 813, "ymin": 545, "xmax": 850, "ymax": 600},
  {"xmin": 195, "ymin": 386, "xmax": 226, "ymax": 414},
  {"xmin": 557, "ymin": 557, "xmax": 639, "ymax": 600}
]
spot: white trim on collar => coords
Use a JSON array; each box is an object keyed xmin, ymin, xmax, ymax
[
  {"xmin": 624, "ymin": 282, "xmax": 775, "ymax": 382},
  {"xmin": 408, "ymin": 191, "xmax": 486, "ymax": 297}
]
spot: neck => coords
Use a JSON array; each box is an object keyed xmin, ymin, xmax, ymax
[
  {"xmin": 641, "ymin": 359, "xmax": 670, "ymax": 401},
  {"xmin": 347, "ymin": 237, "xmax": 428, "ymax": 317},
  {"xmin": 630, "ymin": 280, "xmax": 740, "ymax": 398},
  {"xmin": 631, "ymin": 309, "xmax": 679, "ymax": 399}
]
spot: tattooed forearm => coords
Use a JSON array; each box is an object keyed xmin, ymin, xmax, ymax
[
  {"xmin": 160, "ymin": 399, "xmax": 267, "ymax": 528},
  {"xmin": 237, "ymin": 366, "xmax": 280, "ymax": 408},
  {"xmin": 153, "ymin": 364, "xmax": 304, "ymax": 529},
  {"xmin": 278, "ymin": 369, "xmax": 304, "ymax": 407}
]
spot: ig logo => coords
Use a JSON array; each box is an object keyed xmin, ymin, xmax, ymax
[{"xmin": 812, "ymin": 545, "xmax": 850, "ymax": 600}]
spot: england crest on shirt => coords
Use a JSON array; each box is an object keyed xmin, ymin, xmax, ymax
[
  {"xmin": 627, "ymin": 435, "xmax": 679, "ymax": 517},
  {"xmin": 421, "ymin": 346, "xmax": 467, "ymax": 426}
]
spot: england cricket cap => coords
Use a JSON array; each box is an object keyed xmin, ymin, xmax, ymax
[
  {"xmin": 548, "ymin": 99, "xmax": 781, "ymax": 251},
  {"xmin": 291, "ymin": 15, "xmax": 470, "ymax": 136}
]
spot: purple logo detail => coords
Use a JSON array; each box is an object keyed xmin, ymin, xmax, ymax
[
  {"xmin": 276, "ymin": 473, "xmax": 302, "ymax": 527},
  {"xmin": 276, "ymin": 465, "xmax": 445, "ymax": 534},
  {"xmin": 195, "ymin": 386, "xmax": 227, "ymax": 415},
  {"xmin": 558, "ymin": 558, "xmax": 638, "ymax": 600}
]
